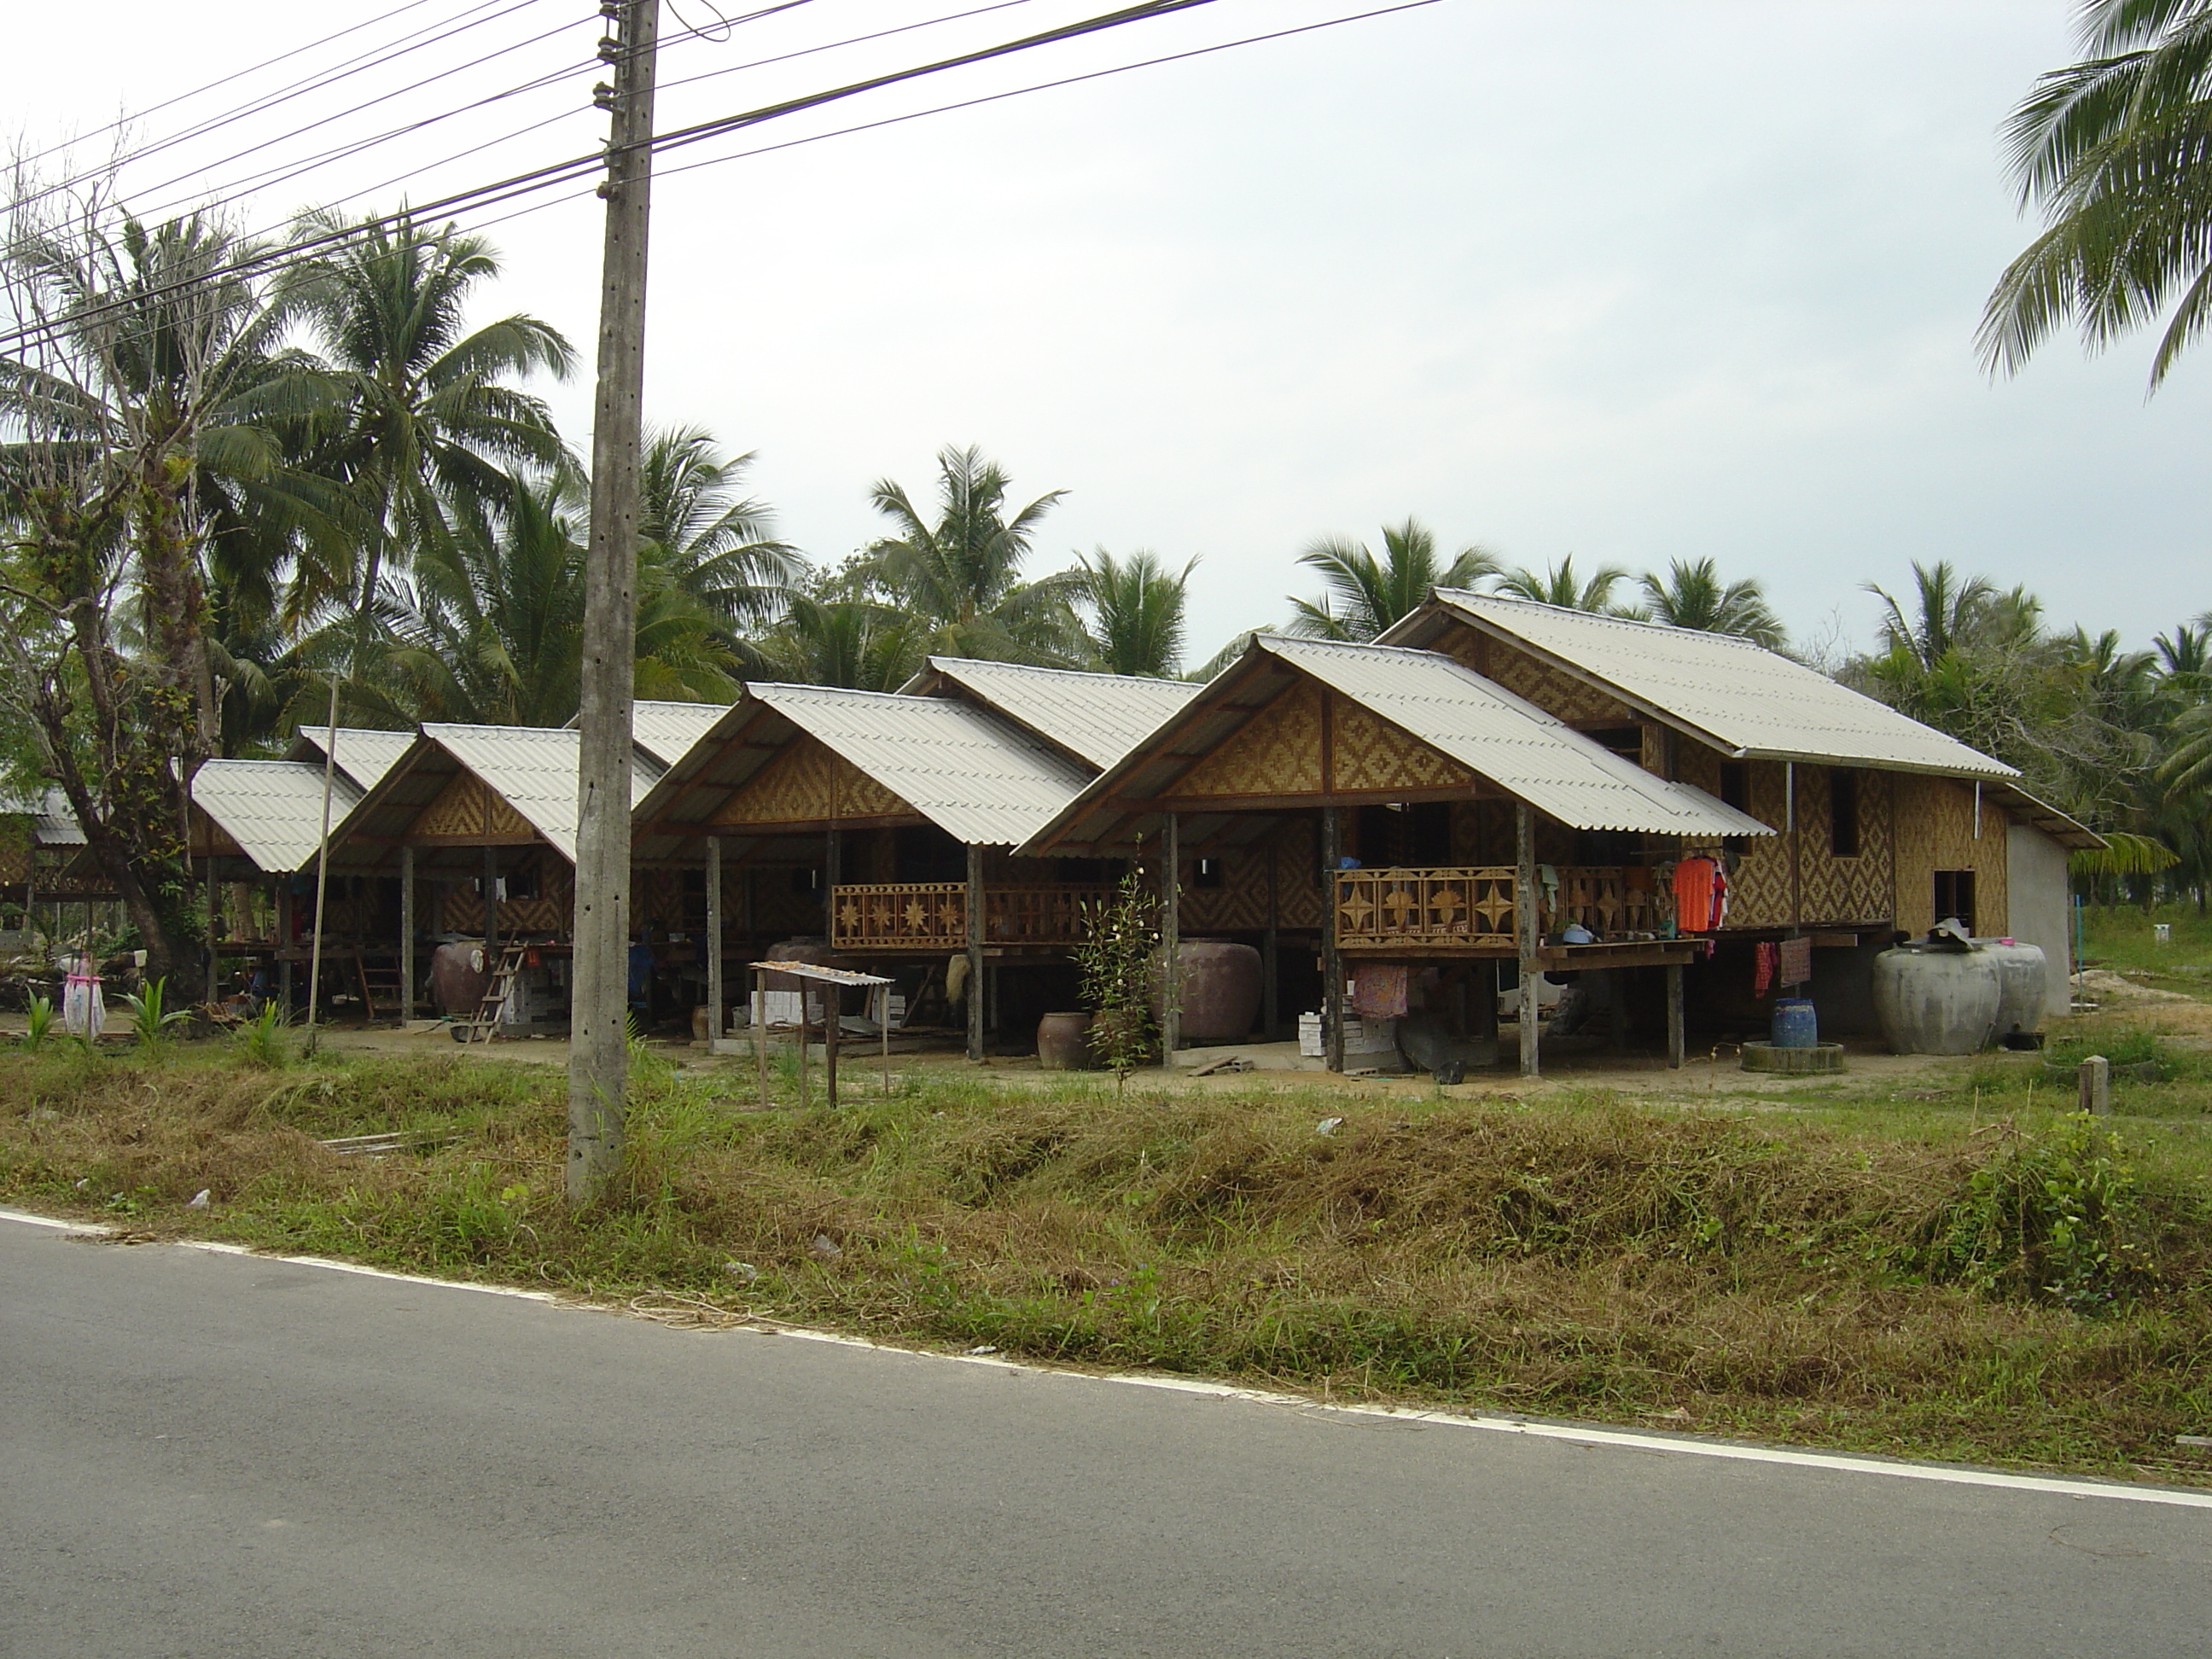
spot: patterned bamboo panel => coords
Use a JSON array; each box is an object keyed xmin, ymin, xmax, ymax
[
  {"xmin": 1723, "ymin": 761, "xmax": 1793, "ymax": 928},
  {"xmin": 0, "ymin": 816, "xmax": 29, "ymax": 884},
  {"xmin": 1175, "ymin": 679, "xmax": 1324, "ymax": 797},
  {"xmin": 1333, "ymin": 864, "xmax": 1664, "ymax": 948},
  {"xmin": 1453, "ymin": 637, "xmax": 1640, "ymax": 725},
  {"xmin": 414, "ymin": 771, "xmax": 532, "ymax": 840},
  {"xmin": 1181, "ymin": 844, "xmax": 1271, "ymax": 932},
  {"xmin": 830, "ymin": 882, "xmax": 1115, "ymax": 951},
  {"xmin": 1272, "ymin": 817, "xmax": 1324, "ymax": 930},
  {"xmin": 712, "ymin": 737, "xmax": 911, "ymax": 828},
  {"xmin": 1892, "ymin": 774, "xmax": 2007, "ymax": 935},
  {"xmin": 1331, "ymin": 700, "xmax": 1474, "ymax": 794}
]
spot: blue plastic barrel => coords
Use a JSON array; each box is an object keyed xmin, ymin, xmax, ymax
[{"xmin": 1771, "ymin": 998, "xmax": 1818, "ymax": 1049}]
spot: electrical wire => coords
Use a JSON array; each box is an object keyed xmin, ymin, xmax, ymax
[
  {"xmin": 26, "ymin": 0, "xmax": 538, "ymax": 208},
  {"xmin": 0, "ymin": 0, "xmax": 1437, "ymax": 358},
  {"xmin": 13, "ymin": 0, "xmax": 463, "ymax": 172}
]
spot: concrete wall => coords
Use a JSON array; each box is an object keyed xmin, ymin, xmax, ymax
[{"xmin": 2005, "ymin": 822, "xmax": 2072, "ymax": 1020}]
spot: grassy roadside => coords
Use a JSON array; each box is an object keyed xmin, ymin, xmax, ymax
[{"xmin": 7, "ymin": 1034, "xmax": 2212, "ymax": 1486}]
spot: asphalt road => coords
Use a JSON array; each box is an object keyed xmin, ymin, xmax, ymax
[{"xmin": 5, "ymin": 1215, "xmax": 2210, "ymax": 1659}]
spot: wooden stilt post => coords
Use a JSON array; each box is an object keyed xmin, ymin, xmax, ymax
[
  {"xmin": 1321, "ymin": 807, "xmax": 1344, "ymax": 1074},
  {"xmin": 881, "ymin": 987, "xmax": 892, "ymax": 1097},
  {"xmin": 1667, "ymin": 963, "xmax": 1685, "ymax": 1070},
  {"xmin": 1161, "ymin": 812, "xmax": 1181, "ymax": 1068},
  {"xmin": 796, "ymin": 979, "xmax": 808, "ymax": 1111},
  {"xmin": 278, "ymin": 883, "xmax": 293, "ymax": 1011},
  {"xmin": 823, "ymin": 828, "xmax": 840, "ymax": 943},
  {"xmin": 706, "ymin": 835, "xmax": 724, "ymax": 1053},
  {"xmin": 1516, "ymin": 801, "xmax": 1540, "ymax": 1079},
  {"xmin": 1261, "ymin": 834, "xmax": 1279, "ymax": 1040},
  {"xmin": 204, "ymin": 856, "xmax": 218, "ymax": 1007},
  {"xmin": 754, "ymin": 965, "xmax": 770, "ymax": 1109},
  {"xmin": 964, "ymin": 842, "xmax": 985, "ymax": 1063},
  {"xmin": 824, "ymin": 982, "xmax": 841, "ymax": 1110},
  {"xmin": 399, "ymin": 843, "xmax": 416, "ymax": 1023}
]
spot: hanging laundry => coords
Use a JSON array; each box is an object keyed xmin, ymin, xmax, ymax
[
  {"xmin": 1778, "ymin": 934, "xmax": 1813, "ymax": 987},
  {"xmin": 1351, "ymin": 962, "xmax": 1409, "ymax": 1020},
  {"xmin": 1673, "ymin": 856, "xmax": 1726, "ymax": 933},
  {"xmin": 1754, "ymin": 941, "xmax": 1778, "ymax": 998}
]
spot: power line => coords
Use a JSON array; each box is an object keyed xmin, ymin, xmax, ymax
[
  {"xmin": 18, "ymin": 0, "xmax": 554, "ymax": 219},
  {"xmin": 13, "ymin": 0, "xmax": 464, "ymax": 172},
  {"xmin": 0, "ymin": 0, "xmax": 1435, "ymax": 358}
]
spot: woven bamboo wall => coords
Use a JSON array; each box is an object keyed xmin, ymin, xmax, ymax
[
  {"xmin": 1179, "ymin": 818, "xmax": 1325, "ymax": 934},
  {"xmin": 1893, "ymin": 774, "xmax": 2007, "ymax": 936}
]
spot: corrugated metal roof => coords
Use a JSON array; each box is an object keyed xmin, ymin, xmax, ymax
[
  {"xmin": 1257, "ymin": 637, "xmax": 1773, "ymax": 837},
  {"xmin": 909, "ymin": 658, "xmax": 1203, "ymax": 769},
  {"xmin": 748, "ymin": 683, "xmax": 1096, "ymax": 847},
  {"xmin": 1399, "ymin": 591, "xmax": 2017, "ymax": 778},
  {"xmin": 628, "ymin": 700, "xmax": 731, "ymax": 770},
  {"xmin": 192, "ymin": 760, "xmax": 364, "ymax": 874},
  {"xmin": 32, "ymin": 788, "xmax": 82, "ymax": 846},
  {"xmin": 288, "ymin": 725, "xmax": 418, "ymax": 794},
  {"xmin": 422, "ymin": 724, "xmax": 666, "ymax": 864}
]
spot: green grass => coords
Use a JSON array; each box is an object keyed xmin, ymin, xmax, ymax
[
  {"xmin": 2081, "ymin": 902, "xmax": 2212, "ymax": 987},
  {"xmin": 9, "ymin": 1039, "xmax": 2212, "ymax": 1483}
]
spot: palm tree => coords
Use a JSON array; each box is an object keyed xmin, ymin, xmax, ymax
[
  {"xmin": 760, "ymin": 594, "xmax": 927, "ymax": 692},
  {"xmin": 1865, "ymin": 562, "xmax": 2005, "ymax": 670},
  {"xmin": 367, "ymin": 471, "xmax": 739, "ymax": 726},
  {"xmin": 1982, "ymin": 0, "xmax": 2212, "ymax": 388},
  {"xmin": 1493, "ymin": 556, "xmax": 1632, "ymax": 614},
  {"xmin": 1078, "ymin": 548, "xmax": 1196, "ymax": 677},
  {"xmin": 281, "ymin": 211, "xmax": 574, "ymax": 632},
  {"xmin": 1287, "ymin": 518, "xmax": 1496, "ymax": 641},
  {"xmin": 860, "ymin": 444, "xmax": 1084, "ymax": 664},
  {"xmin": 639, "ymin": 423, "xmax": 800, "ymax": 653},
  {"xmin": 1637, "ymin": 558, "xmax": 1786, "ymax": 648}
]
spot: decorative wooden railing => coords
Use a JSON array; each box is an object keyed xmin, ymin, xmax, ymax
[
  {"xmin": 832, "ymin": 882, "xmax": 1118, "ymax": 952},
  {"xmin": 1333, "ymin": 865, "xmax": 1670, "ymax": 950}
]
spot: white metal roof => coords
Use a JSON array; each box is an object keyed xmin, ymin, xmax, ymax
[
  {"xmin": 288, "ymin": 726, "xmax": 418, "ymax": 794},
  {"xmin": 1258, "ymin": 637, "xmax": 1773, "ymax": 837},
  {"xmin": 629, "ymin": 700, "xmax": 731, "ymax": 770},
  {"xmin": 1397, "ymin": 591, "xmax": 2017, "ymax": 778},
  {"xmin": 0, "ymin": 786, "xmax": 84, "ymax": 845},
  {"xmin": 560, "ymin": 699, "xmax": 731, "ymax": 770},
  {"xmin": 422, "ymin": 724, "xmax": 666, "ymax": 864},
  {"xmin": 907, "ymin": 657, "xmax": 1203, "ymax": 769},
  {"xmin": 192, "ymin": 760, "xmax": 364, "ymax": 874},
  {"xmin": 748, "ymin": 683, "xmax": 1096, "ymax": 847}
]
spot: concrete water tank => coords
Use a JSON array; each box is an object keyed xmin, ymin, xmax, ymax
[
  {"xmin": 1979, "ymin": 940, "xmax": 2051, "ymax": 1044},
  {"xmin": 1872, "ymin": 943, "xmax": 2003, "ymax": 1056}
]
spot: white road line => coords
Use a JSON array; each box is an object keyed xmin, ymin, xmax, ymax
[{"xmin": 9, "ymin": 1204, "xmax": 2210, "ymax": 1511}]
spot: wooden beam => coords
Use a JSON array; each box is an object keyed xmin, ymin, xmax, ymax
[
  {"xmin": 1322, "ymin": 807, "xmax": 1343, "ymax": 1074},
  {"xmin": 965, "ymin": 842, "xmax": 985, "ymax": 1063},
  {"xmin": 399, "ymin": 843, "xmax": 416, "ymax": 1023},
  {"xmin": 1667, "ymin": 963, "xmax": 1685, "ymax": 1070},
  {"xmin": 1161, "ymin": 812, "xmax": 1181, "ymax": 1065},
  {"xmin": 1517, "ymin": 801, "xmax": 1540, "ymax": 1080},
  {"xmin": 706, "ymin": 834, "xmax": 723, "ymax": 1053}
]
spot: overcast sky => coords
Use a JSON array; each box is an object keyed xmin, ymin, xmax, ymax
[{"xmin": 14, "ymin": 0, "xmax": 2207, "ymax": 667}]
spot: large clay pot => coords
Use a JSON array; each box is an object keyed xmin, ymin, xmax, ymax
[
  {"xmin": 1036, "ymin": 1010, "xmax": 1097, "ymax": 1070},
  {"xmin": 1153, "ymin": 940, "xmax": 1265, "ymax": 1046},
  {"xmin": 429, "ymin": 940, "xmax": 490, "ymax": 1015},
  {"xmin": 1873, "ymin": 944, "xmax": 2002, "ymax": 1055}
]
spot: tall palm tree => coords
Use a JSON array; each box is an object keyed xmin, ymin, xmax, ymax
[
  {"xmin": 367, "ymin": 471, "xmax": 738, "ymax": 726},
  {"xmin": 1287, "ymin": 518, "xmax": 1495, "ymax": 641},
  {"xmin": 281, "ymin": 211, "xmax": 574, "ymax": 632},
  {"xmin": 861, "ymin": 444, "xmax": 1084, "ymax": 664},
  {"xmin": 639, "ymin": 423, "xmax": 800, "ymax": 651},
  {"xmin": 1637, "ymin": 558, "xmax": 1787, "ymax": 647},
  {"xmin": 1865, "ymin": 562, "xmax": 2005, "ymax": 670},
  {"xmin": 760, "ymin": 594, "xmax": 927, "ymax": 692},
  {"xmin": 1079, "ymin": 548, "xmax": 1196, "ymax": 677},
  {"xmin": 1982, "ymin": 0, "xmax": 2212, "ymax": 388},
  {"xmin": 1493, "ymin": 555, "xmax": 1632, "ymax": 614}
]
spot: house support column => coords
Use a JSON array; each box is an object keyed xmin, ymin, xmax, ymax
[
  {"xmin": 482, "ymin": 844, "xmax": 499, "ymax": 950},
  {"xmin": 278, "ymin": 883, "xmax": 293, "ymax": 1010},
  {"xmin": 964, "ymin": 842, "xmax": 985, "ymax": 1063},
  {"xmin": 399, "ymin": 844, "xmax": 416, "ymax": 1023},
  {"xmin": 707, "ymin": 834, "xmax": 724, "ymax": 1052},
  {"xmin": 823, "ymin": 828, "xmax": 840, "ymax": 942},
  {"xmin": 204, "ymin": 857, "xmax": 218, "ymax": 1007},
  {"xmin": 1516, "ymin": 801, "xmax": 1540, "ymax": 1079},
  {"xmin": 1161, "ymin": 812, "xmax": 1181, "ymax": 1066},
  {"xmin": 1667, "ymin": 963, "xmax": 1685, "ymax": 1069},
  {"xmin": 1261, "ymin": 834, "xmax": 1279, "ymax": 1039},
  {"xmin": 1321, "ymin": 806, "xmax": 1344, "ymax": 1074}
]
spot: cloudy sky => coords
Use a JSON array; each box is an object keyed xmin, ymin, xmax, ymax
[{"xmin": 15, "ymin": 0, "xmax": 2207, "ymax": 666}]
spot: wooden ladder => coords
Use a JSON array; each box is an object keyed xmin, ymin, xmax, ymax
[
  {"xmin": 357, "ymin": 954, "xmax": 405, "ymax": 1021},
  {"xmin": 454, "ymin": 945, "xmax": 529, "ymax": 1044}
]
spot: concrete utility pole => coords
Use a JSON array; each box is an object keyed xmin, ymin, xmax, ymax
[{"xmin": 568, "ymin": 0, "xmax": 661, "ymax": 1208}]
